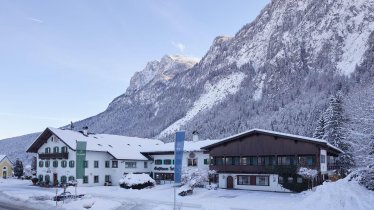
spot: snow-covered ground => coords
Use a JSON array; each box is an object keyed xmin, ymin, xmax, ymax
[{"xmin": 0, "ymin": 178, "xmax": 373, "ymax": 210}]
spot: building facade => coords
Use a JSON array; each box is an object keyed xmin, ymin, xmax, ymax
[
  {"xmin": 0, "ymin": 155, "xmax": 13, "ymax": 179},
  {"xmin": 201, "ymin": 129, "xmax": 342, "ymax": 192},
  {"xmin": 27, "ymin": 127, "xmax": 162, "ymax": 186}
]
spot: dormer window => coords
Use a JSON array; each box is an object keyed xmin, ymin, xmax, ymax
[
  {"xmin": 53, "ymin": 146, "xmax": 59, "ymax": 153},
  {"xmin": 45, "ymin": 147, "xmax": 51, "ymax": 154}
]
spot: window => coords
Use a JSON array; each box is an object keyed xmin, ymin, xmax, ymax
[
  {"xmin": 297, "ymin": 177, "xmax": 303, "ymax": 183},
  {"xmin": 278, "ymin": 176, "xmax": 284, "ymax": 184},
  {"xmin": 53, "ymin": 160, "xmax": 58, "ymax": 168},
  {"xmin": 240, "ymin": 157, "xmax": 249, "ymax": 165},
  {"xmin": 214, "ymin": 157, "xmax": 224, "ymax": 165},
  {"xmin": 204, "ymin": 159, "xmax": 209, "ymax": 165},
  {"xmin": 45, "ymin": 147, "xmax": 51, "ymax": 154},
  {"xmin": 69, "ymin": 160, "xmax": 75, "ymax": 168},
  {"xmin": 45, "ymin": 160, "xmax": 50, "ymax": 168},
  {"xmin": 258, "ymin": 156, "xmax": 265, "ymax": 165},
  {"xmin": 298, "ymin": 155, "xmax": 315, "ymax": 166},
  {"xmin": 278, "ymin": 156, "xmax": 296, "ymax": 165},
  {"xmin": 84, "ymin": 161, "xmax": 88, "ymax": 168},
  {"xmin": 94, "ymin": 161, "xmax": 99, "ymax": 168},
  {"xmin": 237, "ymin": 175, "xmax": 250, "ymax": 185},
  {"xmin": 287, "ymin": 177, "xmax": 294, "ymax": 183},
  {"xmin": 125, "ymin": 162, "xmax": 136, "ymax": 168},
  {"xmin": 256, "ymin": 176, "xmax": 269, "ymax": 186},
  {"xmin": 144, "ymin": 162, "xmax": 148, "ymax": 168},
  {"xmin": 61, "ymin": 146, "xmax": 68, "ymax": 153},
  {"xmin": 164, "ymin": 159, "xmax": 172, "ymax": 165},
  {"xmin": 320, "ymin": 155, "xmax": 326, "ymax": 164},
  {"xmin": 112, "ymin": 160, "xmax": 118, "ymax": 168},
  {"xmin": 155, "ymin": 159, "xmax": 162, "ymax": 165},
  {"xmin": 38, "ymin": 175, "xmax": 43, "ymax": 182},
  {"xmin": 249, "ymin": 156, "xmax": 258, "ymax": 165},
  {"xmin": 105, "ymin": 175, "xmax": 111, "ymax": 182},
  {"xmin": 61, "ymin": 176, "xmax": 67, "ymax": 184},
  {"xmin": 39, "ymin": 161, "xmax": 44, "ymax": 168},
  {"xmin": 53, "ymin": 146, "xmax": 59, "ymax": 153},
  {"xmin": 61, "ymin": 160, "xmax": 67, "ymax": 168},
  {"xmin": 187, "ymin": 158, "xmax": 197, "ymax": 166},
  {"xmin": 83, "ymin": 176, "xmax": 89, "ymax": 184},
  {"xmin": 94, "ymin": 176, "xmax": 99, "ymax": 183},
  {"xmin": 105, "ymin": 161, "xmax": 110, "ymax": 168},
  {"xmin": 68, "ymin": 176, "xmax": 75, "ymax": 181},
  {"xmin": 225, "ymin": 157, "xmax": 240, "ymax": 165},
  {"xmin": 45, "ymin": 175, "xmax": 50, "ymax": 183},
  {"xmin": 261, "ymin": 156, "xmax": 276, "ymax": 166}
]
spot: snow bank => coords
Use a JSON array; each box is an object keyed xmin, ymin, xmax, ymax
[{"xmin": 297, "ymin": 178, "xmax": 374, "ymax": 210}]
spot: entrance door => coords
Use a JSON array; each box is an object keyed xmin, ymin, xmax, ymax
[
  {"xmin": 2, "ymin": 171, "xmax": 6, "ymax": 179},
  {"xmin": 227, "ymin": 176, "xmax": 234, "ymax": 189},
  {"xmin": 53, "ymin": 173, "xmax": 58, "ymax": 186}
]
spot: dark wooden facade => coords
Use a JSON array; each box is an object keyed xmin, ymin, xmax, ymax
[{"xmin": 202, "ymin": 130, "xmax": 342, "ymax": 174}]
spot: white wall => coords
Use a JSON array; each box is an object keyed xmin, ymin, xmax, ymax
[
  {"xmin": 37, "ymin": 134, "xmax": 77, "ymax": 183},
  {"xmin": 218, "ymin": 173, "xmax": 289, "ymax": 192}
]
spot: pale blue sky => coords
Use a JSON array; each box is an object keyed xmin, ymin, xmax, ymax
[{"xmin": 0, "ymin": 0, "xmax": 269, "ymax": 139}]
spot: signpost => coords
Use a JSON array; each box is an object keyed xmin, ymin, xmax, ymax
[{"xmin": 174, "ymin": 131, "xmax": 185, "ymax": 210}]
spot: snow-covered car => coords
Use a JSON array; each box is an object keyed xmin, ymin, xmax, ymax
[{"xmin": 177, "ymin": 185, "xmax": 193, "ymax": 196}]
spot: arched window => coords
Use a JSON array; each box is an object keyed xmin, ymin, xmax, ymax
[
  {"xmin": 53, "ymin": 160, "xmax": 58, "ymax": 168},
  {"xmin": 69, "ymin": 160, "xmax": 75, "ymax": 168},
  {"xmin": 61, "ymin": 176, "xmax": 67, "ymax": 183},
  {"xmin": 39, "ymin": 161, "xmax": 44, "ymax": 168},
  {"xmin": 45, "ymin": 147, "xmax": 51, "ymax": 154},
  {"xmin": 61, "ymin": 160, "xmax": 67, "ymax": 168},
  {"xmin": 45, "ymin": 160, "xmax": 50, "ymax": 168},
  {"xmin": 2, "ymin": 166, "xmax": 6, "ymax": 170},
  {"xmin": 68, "ymin": 176, "xmax": 75, "ymax": 181},
  {"xmin": 53, "ymin": 146, "xmax": 59, "ymax": 153}
]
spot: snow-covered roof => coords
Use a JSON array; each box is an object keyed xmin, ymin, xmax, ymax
[
  {"xmin": 141, "ymin": 139, "xmax": 222, "ymax": 154},
  {"xmin": 27, "ymin": 127, "xmax": 164, "ymax": 160},
  {"xmin": 0, "ymin": 155, "xmax": 6, "ymax": 162},
  {"xmin": 201, "ymin": 128, "xmax": 344, "ymax": 153}
]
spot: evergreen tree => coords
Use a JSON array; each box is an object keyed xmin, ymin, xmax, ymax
[
  {"xmin": 323, "ymin": 92, "xmax": 354, "ymax": 175},
  {"xmin": 14, "ymin": 159, "xmax": 24, "ymax": 178},
  {"xmin": 313, "ymin": 116, "xmax": 325, "ymax": 139}
]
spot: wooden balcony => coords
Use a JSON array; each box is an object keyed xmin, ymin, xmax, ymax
[
  {"xmin": 327, "ymin": 164, "xmax": 340, "ymax": 171},
  {"xmin": 210, "ymin": 164, "xmax": 319, "ymax": 174},
  {"xmin": 39, "ymin": 152, "xmax": 69, "ymax": 160}
]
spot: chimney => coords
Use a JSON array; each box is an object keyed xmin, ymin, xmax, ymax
[
  {"xmin": 82, "ymin": 126, "xmax": 88, "ymax": 136},
  {"xmin": 192, "ymin": 130, "xmax": 199, "ymax": 142}
]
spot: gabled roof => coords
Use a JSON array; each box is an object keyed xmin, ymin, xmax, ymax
[
  {"xmin": 141, "ymin": 139, "xmax": 221, "ymax": 155},
  {"xmin": 201, "ymin": 128, "xmax": 343, "ymax": 154},
  {"xmin": 27, "ymin": 127, "xmax": 164, "ymax": 160},
  {"xmin": 0, "ymin": 155, "xmax": 13, "ymax": 165}
]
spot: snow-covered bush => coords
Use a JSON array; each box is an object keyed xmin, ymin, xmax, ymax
[
  {"xmin": 297, "ymin": 167, "xmax": 318, "ymax": 190},
  {"xmin": 177, "ymin": 185, "xmax": 193, "ymax": 196},
  {"xmin": 181, "ymin": 167, "xmax": 211, "ymax": 188},
  {"xmin": 119, "ymin": 173, "xmax": 155, "ymax": 190},
  {"xmin": 350, "ymin": 167, "xmax": 374, "ymax": 191}
]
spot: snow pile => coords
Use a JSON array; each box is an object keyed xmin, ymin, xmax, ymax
[
  {"xmin": 297, "ymin": 178, "xmax": 374, "ymax": 210},
  {"xmin": 119, "ymin": 173, "xmax": 155, "ymax": 188}
]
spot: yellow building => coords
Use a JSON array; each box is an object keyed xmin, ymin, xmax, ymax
[{"xmin": 0, "ymin": 155, "xmax": 13, "ymax": 179}]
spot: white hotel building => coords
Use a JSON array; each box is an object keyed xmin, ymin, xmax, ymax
[{"xmin": 26, "ymin": 127, "xmax": 216, "ymax": 186}]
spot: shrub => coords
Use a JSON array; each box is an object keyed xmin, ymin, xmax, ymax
[
  {"xmin": 31, "ymin": 177, "xmax": 38, "ymax": 185},
  {"xmin": 119, "ymin": 173, "xmax": 155, "ymax": 190}
]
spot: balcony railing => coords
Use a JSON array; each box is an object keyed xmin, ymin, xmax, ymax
[
  {"xmin": 39, "ymin": 152, "xmax": 69, "ymax": 160},
  {"xmin": 210, "ymin": 164, "xmax": 319, "ymax": 174},
  {"xmin": 327, "ymin": 164, "xmax": 340, "ymax": 171}
]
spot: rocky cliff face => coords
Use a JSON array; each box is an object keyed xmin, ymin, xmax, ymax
[{"xmin": 4, "ymin": 0, "xmax": 374, "ymax": 159}]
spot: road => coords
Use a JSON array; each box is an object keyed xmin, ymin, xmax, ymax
[{"xmin": 0, "ymin": 201, "xmax": 36, "ymax": 210}]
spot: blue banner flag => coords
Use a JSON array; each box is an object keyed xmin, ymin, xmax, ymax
[{"xmin": 174, "ymin": 131, "xmax": 185, "ymax": 183}]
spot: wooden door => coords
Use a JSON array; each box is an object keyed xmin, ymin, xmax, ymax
[
  {"xmin": 227, "ymin": 176, "xmax": 234, "ymax": 189},
  {"xmin": 2, "ymin": 171, "xmax": 6, "ymax": 179},
  {"xmin": 53, "ymin": 173, "xmax": 58, "ymax": 185}
]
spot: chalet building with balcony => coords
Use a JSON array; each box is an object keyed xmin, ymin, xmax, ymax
[
  {"xmin": 26, "ymin": 127, "xmax": 163, "ymax": 186},
  {"xmin": 201, "ymin": 129, "xmax": 343, "ymax": 192}
]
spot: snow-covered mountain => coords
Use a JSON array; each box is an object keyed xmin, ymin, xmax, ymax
[{"xmin": 2, "ymin": 0, "xmax": 374, "ymax": 164}]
